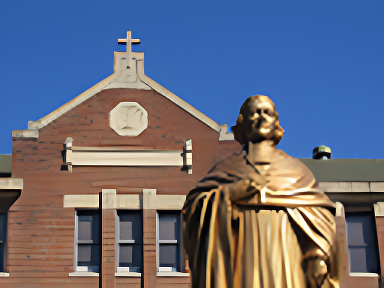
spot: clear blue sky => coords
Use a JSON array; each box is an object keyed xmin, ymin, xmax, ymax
[{"xmin": 1, "ymin": 1, "xmax": 383, "ymax": 159}]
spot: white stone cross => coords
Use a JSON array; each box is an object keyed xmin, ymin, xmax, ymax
[{"xmin": 118, "ymin": 31, "xmax": 140, "ymax": 55}]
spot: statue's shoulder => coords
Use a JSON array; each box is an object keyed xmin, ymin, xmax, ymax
[
  {"xmin": 213, "ymin": 150, "xmax": 246, "ymax": 170},
  {"xmin": 273, "ymin": 148, "xmax": 315, "ymax": 178}
]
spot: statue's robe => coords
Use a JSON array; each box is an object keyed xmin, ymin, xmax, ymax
[{"xmin": 182, "ymin": 148, "xmax": 339, "ymax": 288}]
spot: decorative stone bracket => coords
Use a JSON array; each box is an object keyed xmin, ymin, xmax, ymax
[{"xmin": 63, "ymin": 138, "xmax": 192, "ymax": 174}]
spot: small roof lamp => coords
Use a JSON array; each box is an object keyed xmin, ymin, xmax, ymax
[{"xmin": 313, "ymin": 145, "xmax": 331, "ymax": 160}]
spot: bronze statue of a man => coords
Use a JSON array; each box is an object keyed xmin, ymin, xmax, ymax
[{"xmin": 182, "ymin": 95, "xmax": 339, "ymax": 288}]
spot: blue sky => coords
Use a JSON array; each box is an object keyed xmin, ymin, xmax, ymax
[{"xmin": 1, "ymin": 1, "xmax": 383, "ymax": 158}]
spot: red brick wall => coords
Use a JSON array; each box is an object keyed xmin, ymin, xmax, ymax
[{"xmin": 2, "ymin": 88, "xmax": 239, "ymax": 287}]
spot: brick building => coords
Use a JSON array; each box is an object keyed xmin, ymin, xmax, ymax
[{"xmin": 0, "ymin": 31, "xmax": 383, "ymax": 288}]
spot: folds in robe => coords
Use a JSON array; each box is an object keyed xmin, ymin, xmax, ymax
[{"xmin": 182, "ymin": 148, "xmax": 339, "ymax": 288}]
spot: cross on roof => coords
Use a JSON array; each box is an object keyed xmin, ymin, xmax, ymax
[{"xmin": 118, "ymin": 31, "xmax": 140, "ymax": 54}]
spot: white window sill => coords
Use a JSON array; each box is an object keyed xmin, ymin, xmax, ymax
[
  {"xmin": 115, "ymin": 272, "xmax": 141, "ymax": 277},
  {"xmin": 157, "ymin": 272, "xmax": 190, "ymax": 277},
  {"xmin": 0, "ymin": 272, "xmax": 9, "ymax": 277},
  {"xmin": 350, "ymin": 273, "xmax": 379, "ymax": 277},
  {"xmin": 69, "ymin": 272, "xmax": 99, "ymax": 277}
]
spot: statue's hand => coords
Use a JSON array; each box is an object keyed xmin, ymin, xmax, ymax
[
  {"xmin": 225, "ymin": 179, "xmax": 259, "ymax": 201},
  {"xmin": 305, "ymin": 256, "xmax": 328, "ymax": 288}
]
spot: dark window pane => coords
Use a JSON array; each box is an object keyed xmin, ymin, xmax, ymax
[
  {"xmin": 119, "ymin": 244, "xmax": 142, "ymax": 272},
  {"xmin": 120, "ymin": 245, "xmax": 132, "ymax": 264},
  {"xmin": 0, "ymin": 213, "xmax": 6, "ymax": 241},
  {"xmin": 159, "ymin": 244, "xmax": 178, "ymax": 271},
  {"xmin": 0, "ymin": 213, "xmax": 6, "ymax": 272},
  {"xmin": 78, "ymin": 245, "xmax": 92, "ymax": 262},
  {"xmin": 159, "ymin": 214, "xmax": 179, "ymax": 241},
  {"xmin": 366, "ymin": 246, "xmax": 380, "ymax": 273},
  {"xmin": 118, "ymin": 211, "xmax": 142, "ymax": 243},
  {"xmin": 346, "ymin": 221, "xmax": 365, "ymax": 245},
  {"xmin": 78, "ymin": 244, "xmax": 100, "ymax": 272},
  {"xmin": 346, "ymin": 212, "xmax": 380, "ymax": 273},
  {"xmin": 78, "ymin": 220, "xmax": 92, "ymax": 241},
  {"xmin": 120, "ymin": 221, "xmax": 133, "ymax": 240},
  {"xmin": 349, "ymin": 247, "xmax": 367, "ymax": 272}
]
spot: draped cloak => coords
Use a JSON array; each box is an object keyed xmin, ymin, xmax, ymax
[{"xmin": 182, "ymin": 148, "xmax": 339, "ymax": 288}]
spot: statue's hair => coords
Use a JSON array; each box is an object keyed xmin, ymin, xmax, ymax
[{"xmin": 231, "ymin": 95, "xmax": 284, "ymax": 145}]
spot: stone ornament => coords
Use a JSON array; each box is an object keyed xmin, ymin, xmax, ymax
[{"xmin": 109, "ymin": 102, "xmax": 148, "ymax": 136}]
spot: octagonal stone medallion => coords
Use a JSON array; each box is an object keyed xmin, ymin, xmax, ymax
[{"xmin": 109, "ymin": 102, "xmax": 148, "ymax": 136}]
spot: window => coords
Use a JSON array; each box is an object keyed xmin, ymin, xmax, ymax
[
  {"xmin": 75, "ymin": 210, "xmax": 100, "ymax": 272},
  {"xmin": 157, "ymin": 211, "xmax": 183, "ymax": 272},
  {"xmin": 346, "ymin": 212, "xmax": 380, "ymax": 273},
  {"xmin": 116, "ymin": 211, "xmax": 142, "ymax": 273},
  {"xmin": 0, "ymin": 213, "xmax": 6, "ymax": 272}
]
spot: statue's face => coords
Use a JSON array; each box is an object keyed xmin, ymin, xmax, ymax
[{"xmin": 243, "ymin": 99, "xmax": 276, "ymax": 143}]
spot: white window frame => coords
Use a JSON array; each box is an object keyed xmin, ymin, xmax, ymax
[
  {"xmin": 115, "ymin": 210, "xmax": 142, "ymax": 277},
  {"xmin": 74, "ymin": 209, "xmax": 100, "ymax": 273},
  {"xmin": 156, "ymin": 211, "xmax": 189, "ymax": 276},
  {"xmin": 345, "ymin": 209, "xmax": 380, "ymax": 274}
]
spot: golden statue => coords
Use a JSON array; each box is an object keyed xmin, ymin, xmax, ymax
[{"xmin": 182, "ymin": 95, "xmax": 339, "ymax": 288}]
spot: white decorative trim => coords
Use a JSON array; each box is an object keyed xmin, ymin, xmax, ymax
[
  {"xmin": 319, "ymin": 182, "xmax": 384, "ymax": 193},
  {"xmin": 335, "ymin": 202, "xmax": 345, "ymax": 218},
  {"xmin": 374, "ymin": 202, "xmax": 384, "ymax": 217},
  {"xmin": 68, "ymin": 150, "xmax": 183, "ymax": 166},
  {"xmin": 12, "ymin": 129, "xmax": 39, "ymax": 138},
  {"xmin": 63, "ymin": 190, "xmax": 186, "ymax": 210},
  {"xmin": 371, "ymin": 182, "xmax": 384, "ymax": 192},
  {"xmin": 0, "ymin": 272, "xmax": 10, "ymax": 277},
  {"xmin": 350, "ymin": 272, "xmax": 379, "ymax": 277},
  {"xmin": 183, "ymin": 140, "xmax": 192, "ymax": 174},
  {"xmin": 0, "ymin": 178, "xmax": 23, "ymax": 190},
  {"xmin": 69, "ymin": 272, "xmax": 99, "ymax": 277},
  {"xmin": 218, "ymin": 124, "xmax": 234, "ymax": 141},
  {"xmin": 115, "ymin": 272, "xmax": 141, "ymax": 277},
  {"xmin": 109, "ymin": 102, "xmax": 148, "ymax": 136},
  {"xmin": 116, "ymin": 194, "xmax": 141, "ymax": 209},
  {"xmin": 63, "ymin": 138, "xmax": 192, "ymax": 173},
  {"xmin": 142, "ymin": 189, "xmax": 186, "ymax": 210},
  {"xmin": 157, "ymin": 272, "xmax": 190, "ymax": 277},
  {"xmin": 63, "ymin": 195, "xmax": 99, "ymax": 208},
  {"xmin": 102, "ymin": 189, "xmax": 117, "ymax": 210}
]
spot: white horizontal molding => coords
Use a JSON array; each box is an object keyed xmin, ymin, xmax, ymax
[
  {"xmin": 156, "ymin": 272, "xmax": 190, "ymax": 277},
  {"xmin": 350, "ymin": 272, "xmax": 379, "ymax": 278},
  {"xmin": 64, "ymin": 191, "xmax": 185, "ymax": 210},
  {"xmin": 319, "ymin": 182, "xmax": 384, "ymax": 193},
  {"xmin": 64, "ymin": 195, "xmax": 99, "ymax": 208},
  {"xmin": 64, "ymin": 138, "xmax": 192, "ymax": 173},
  {"xmin": 142, "ymin": 189, "xmax": 186, "ymax": 210},
  {"xmin": 68, "ymin": 150, "xmax": 183, "ymax": 166},
  {"xmin": 115, "ymin": 272, "xmax": 141, "ymax": 277},
  {"xmin": 117, "ymin": 194, "xmax": 141, "ymax": 209},
  {"xmin": 69, "ymin": 272, "xmax": 99, "ymax": 277},
  {"xmin": 0, "ymin": 178, "xmax": 23, "ymax": 190},
  {"xmin": 374, "ymin": 202, "xmax": 384, "ymax": 217},
  {"xmin": 12, "ymin": 129, "xmax": 39, "ymax": 139}
]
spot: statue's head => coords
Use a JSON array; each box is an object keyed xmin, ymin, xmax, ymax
[{"xmin": 231, "ymin": 95, "xmax": 284, "ymax": 145}]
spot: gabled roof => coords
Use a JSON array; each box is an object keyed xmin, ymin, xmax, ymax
[
  {"xmin": 12, "ymin": 31, "xmax": 234, "ymax": 141},
  {"xmin": 300, "ymin": 158, "xmax": 384, "ymax": 182}
]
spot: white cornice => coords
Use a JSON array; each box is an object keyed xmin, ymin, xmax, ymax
[{"xmin": 0, "ymin": 178, "xmax": 23, "ymax": 190}]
